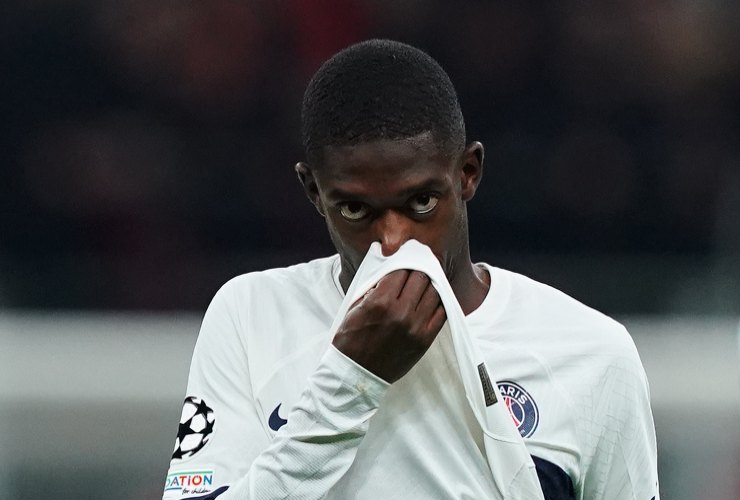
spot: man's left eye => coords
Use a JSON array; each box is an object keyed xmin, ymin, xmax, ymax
[{"xmin": 408, "ymin": 194, "xmax": 439, "ymax": 214}]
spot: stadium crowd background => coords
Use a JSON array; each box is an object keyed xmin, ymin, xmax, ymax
[
  {"xmin": 2, "ymin": 0, "xmax": 739, "ymax": 315},
  {"xmin": 1, "ymin": 1, "xmax": 739, "ymax": 500}
]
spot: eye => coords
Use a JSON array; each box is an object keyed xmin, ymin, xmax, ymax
[
  {"xmin": 338, "ymin": 202, "xmax": 371, "ymax": 221},
  {"xmin": 408, "ymin": 193, "xmax": 439, "ymax": 214}
]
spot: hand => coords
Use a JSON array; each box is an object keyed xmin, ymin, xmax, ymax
[{"xmin": 332, "ymin": 270, "xmax": 447, "ymax": 383}]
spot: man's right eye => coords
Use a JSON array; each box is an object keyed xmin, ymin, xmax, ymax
[{"xmin": 338, "ymin": 202, "xmax": 371, "ymax": 221}]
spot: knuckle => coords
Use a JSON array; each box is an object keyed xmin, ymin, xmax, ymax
[
  {"xmin": 388, "ymin": 310, "xmax": 412, "ymax": 330},
  {"xmin": 410, "ymin": 270, "xmax": 428, "ymax": 281},
  {"xmin": 372, "ymin": 297, "xmax": 393, "ymax": 315}
]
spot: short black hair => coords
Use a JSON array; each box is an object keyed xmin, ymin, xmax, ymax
[{"xmin": 301, "ymin": 39, "xmax": 466, "ymax": 163}]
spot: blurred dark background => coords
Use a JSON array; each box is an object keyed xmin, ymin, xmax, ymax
[{"xmin": 2, "ymin": 0, "xmax": 739, "ymax": 314}]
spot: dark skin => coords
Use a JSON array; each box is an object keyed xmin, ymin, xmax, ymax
[{"xmin": 296, "ymin": 132, "xmax": 488, "ymax": 383}]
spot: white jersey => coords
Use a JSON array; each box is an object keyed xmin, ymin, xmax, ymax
[{"xmin": 163, "ymin": 251, "xmax": 659, "ymax": 500}]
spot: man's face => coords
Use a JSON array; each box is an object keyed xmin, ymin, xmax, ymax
[{"xmin": 297, "ymin": 132, "xmax": 483, "ymax": 288}]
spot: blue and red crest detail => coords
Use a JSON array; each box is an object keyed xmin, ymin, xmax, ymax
[{"xmin": 497, "ymin": 380, "xmax": 539, "ymax": 438}]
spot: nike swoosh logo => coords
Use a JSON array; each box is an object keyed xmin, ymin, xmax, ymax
[{"xmin": 268, "ymin": 403, "xmax": 288, "ymax": 431}]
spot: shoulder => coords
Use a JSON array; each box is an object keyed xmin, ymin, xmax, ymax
[
  {"xmin": 483, "ymin": 265, "xmax": 640, "ymax": 363},
  {"xmin": 197, "ymin": 255, "xmax": 340, "ymax": 343},
  {"xmin": 488, "ymin": 267, "xmax": 649, "ymax": 409},
  {"xmin": 215, "ymin": 255, "xmax": 339, "ymax": 307}
]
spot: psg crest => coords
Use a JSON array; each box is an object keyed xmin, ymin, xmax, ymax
[
  {"xmin": 497, "ymin": 381, "xmax": 539, "ymax": 438},
  {"xmin": 172, "ymin": 396, "xmax": 216, "ymax": 460}
]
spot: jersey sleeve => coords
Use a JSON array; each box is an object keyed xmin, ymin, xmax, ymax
[
  {"xmin": 163, "ymin": 280, "xmax": 390, "ymax": 500},
  {"xmin": 578, "ymin": 327, "xmax": 660, "ymax": 500}
]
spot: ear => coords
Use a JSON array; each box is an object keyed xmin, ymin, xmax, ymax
[
  {"xmin": 460, "ymin": 141, "xmax": 484, "ymax": 201},
  {"xmin": 295, "ymin": 162, "xmax": 325, "ymax": 217}
]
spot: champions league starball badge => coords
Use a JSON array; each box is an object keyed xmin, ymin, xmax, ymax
[
  {"xmin": 172, "ymin": 396, "xmax": 216, "ymax": 460},
  {"xmin": 498, "ymin": 381, "xmax": 539, "ymax": 438}
]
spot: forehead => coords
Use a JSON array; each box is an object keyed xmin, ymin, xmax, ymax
[{"xmin": 313, "ymin": 133, "xmax": 455, "ymax": 198}]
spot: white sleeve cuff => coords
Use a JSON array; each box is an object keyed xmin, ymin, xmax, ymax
[
  {"xmin": 323, "ymin": 344, "xmax": 391, "ymax": 395},
  {"xmin": 287, "ymin": 345, "xmax": 390, "ymax": 433}
]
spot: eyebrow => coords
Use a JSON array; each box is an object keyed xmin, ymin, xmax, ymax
[{"xmin": 325, "ymin": 179, "xmax": 447, "ymax": 201}]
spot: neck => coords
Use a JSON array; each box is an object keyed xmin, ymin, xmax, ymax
[{"xmin": 447, "ymin": 260, "xmax": 490, "ymax": 316}]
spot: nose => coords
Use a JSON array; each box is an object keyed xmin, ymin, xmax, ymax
[{"xmin": 374, "ymin": 210, "xmax": 413, "ymax": 256}]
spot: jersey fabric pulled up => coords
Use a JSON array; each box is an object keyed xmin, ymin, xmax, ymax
[{"xmin": 163, "ymin": 253, "xmax": 659, "ymax": 500}]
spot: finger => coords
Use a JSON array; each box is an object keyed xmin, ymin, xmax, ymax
[
  {"xmin": 370, "ymin": 269, "xmax": 410, "ymax": 299},
  {"xmin": 399, "ymin": 270, "xmax": 431, "ymax": 303},
  {"xmin": 415, "ymin": 279, "xmax": 441, "ymax": 313},
  {"xmin": 425, "ymin": 302, "xmax": 447, "ymax": 334}
]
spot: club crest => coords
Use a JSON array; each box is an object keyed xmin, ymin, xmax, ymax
[{"xmin": 497, "ymin": 380, "xmax": 539, "ymax": 438}]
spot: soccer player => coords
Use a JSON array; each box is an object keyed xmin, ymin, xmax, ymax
[{"xmin": 163, "ymin": 40, "xmax": 659, "ymax": 499}]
